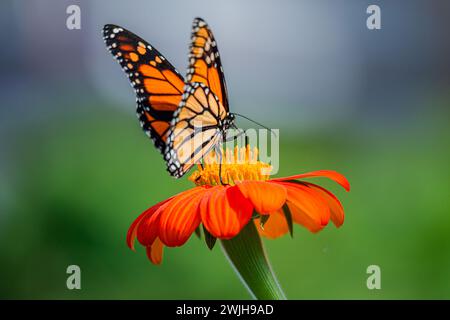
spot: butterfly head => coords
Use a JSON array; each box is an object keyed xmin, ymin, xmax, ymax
[{"xmin": 222, "ymin": 113, "xmax": 235, "ymax": 131}]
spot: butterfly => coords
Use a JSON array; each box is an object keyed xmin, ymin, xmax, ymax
[{"xmin": 103, "ymin": 18, "xmax": 235, "ymax": 179}]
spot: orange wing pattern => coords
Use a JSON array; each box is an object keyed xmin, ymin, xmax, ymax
[
  {"xmin": 165, "ymin": 82, "xmax": 229, "ymax": 177},
  {"xmin": 186, "ymin": 18, "xmax": 229, "ymax": 111},
  {"xmin": 103, "ymin": 24, "xmax": 185, "ymax": 152}
]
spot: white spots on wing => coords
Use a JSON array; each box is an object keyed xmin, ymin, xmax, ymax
[{"xmin": 112, "ymin": 27, "xmax": 123, "ymax": 34}]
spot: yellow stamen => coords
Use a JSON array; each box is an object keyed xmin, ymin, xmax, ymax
[{"xmin": 189, "ymin": 145, "xmax": 272, "ymax": 186}]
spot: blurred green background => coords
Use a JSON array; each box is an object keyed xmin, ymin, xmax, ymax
[{"xmin": 1, "ymin": 0, "xmax": 450, "ymax": 299}]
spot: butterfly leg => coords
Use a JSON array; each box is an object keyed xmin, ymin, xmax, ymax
[
  {"xmin": 216, "ymin": 135, "xmax": 228, "ymax": 186},
  {"xmin": 194, "ymin": 162, "xmax": 204, "ymax": 183},
  {"xmin": 217, "ymin": 128, "xmax": 248, "ymax": 185},
  {"xmin": 227, "ymin": 126, "xmax": 250, "ymax": 150},
  {"xmin": 224, "ymin": 126, "xmax": 246, "ymax": 143},
  {"xmin": 217, "ymin": 148, "xmax": 228, "ymax": 185},
  {"xmin": 235, "ymin": 124, "xmax": 249, "ymax": 146}
]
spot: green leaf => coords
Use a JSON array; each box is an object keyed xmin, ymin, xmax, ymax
[
  {"xmin": 259, "ymin": 214, "xmax": 270, "ymax": 230},
  {"xmin": 251, "ymin": 211, "xmax": 260, "ymax": 219},
  {"xmin": 282, "ymin": 203, "xmax": 293, "ymax": 237},
  {"xmin": 203, "ymin": 225, "xmax": 217, "ymax": 250},
  {"xmin": 194, "ymin": 226, "xmax": 202, "ymax": 239}
]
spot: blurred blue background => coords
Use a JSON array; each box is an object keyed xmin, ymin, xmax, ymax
[{"xmin": 0, "ymin": 0, "xmax": 449, "ymax": 299}]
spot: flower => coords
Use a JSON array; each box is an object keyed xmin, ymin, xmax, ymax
[{"xmin": 127, "ymin": 146, "xmax": 350, "ymax": 264}]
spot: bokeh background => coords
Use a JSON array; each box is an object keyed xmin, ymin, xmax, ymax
[{"xmin": 1, "ymin": 0, "xmax": 449, "ymax": 299}]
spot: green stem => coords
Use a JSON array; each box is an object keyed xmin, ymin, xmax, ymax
[{"xmin": 220, "ymin": 221, "xmax": 287, "ymax": 300}]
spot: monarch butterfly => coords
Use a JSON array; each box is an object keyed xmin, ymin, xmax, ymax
[{"xmin": 103, "ymin": 18, "xmax": 237, "ymax": 180}]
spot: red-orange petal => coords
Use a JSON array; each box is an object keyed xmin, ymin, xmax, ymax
[
  {"xmin": 146, "ymin": 237, "xmax": 164, "ymax": 265},
  {"xmin": 305, "ymin": 182, "xmax": 345, "ymax": 227},
  {"xmin": 136, "ymin": 204, "xmax": 164, "ymax": 247},
  {"xmin": 127, "ymin": 211, "xmax": 148, "ymax": 251},
  {"xmin": 236, "ymin": 181, "xmax": 287, "ymax": 214},
  {"xmin": 276, "ymin": 181, "xmax": 330, "ymax": 232},
  {"xmin": 254, "ymin": 209, "xmax": 289, "ymax": 239},
  {"xmin": 271, "ymin": 170, "xmax": 350, "ymax": 191},
  {"xmin": 158, "ymin": 186, "xmax": 205, "ymax": 247},
  {"xmin": 127, "ymin": 197, "xmax": 173, "ymax": 250},
  {"xmin": 200, "ymin": 186, "xmax": 253, "ymax": 239}
]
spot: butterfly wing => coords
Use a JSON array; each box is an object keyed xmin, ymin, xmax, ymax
[
  {"xmin": 186, "ymin": 18, "xmax": 229, "ymax": 111},
  {"xmin": 165, "ymin": 82, "xmax": 228, "ymax": 178},
  {"xmin": 103, "ymin": 24, "xmax": 185, "ymax": 153}
]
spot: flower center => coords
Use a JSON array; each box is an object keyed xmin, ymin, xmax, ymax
[{"xmin": 189, "ymin": 145, "xmax": 272, "ymax": 186}]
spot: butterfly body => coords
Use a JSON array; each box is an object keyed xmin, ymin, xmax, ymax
[{"xmin": 103, "ymin": 18, "xmax": 232, "ymax": 178}]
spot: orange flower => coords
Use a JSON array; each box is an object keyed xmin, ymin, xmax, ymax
[{"xmin": 127, "ymin": 146, "xmax": 350, "ymax": 264}]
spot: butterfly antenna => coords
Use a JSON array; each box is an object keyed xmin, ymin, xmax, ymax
[{"xmin": 231, "ymin": 113, "xmax": 277, "ymax": 137}]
